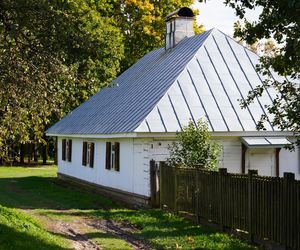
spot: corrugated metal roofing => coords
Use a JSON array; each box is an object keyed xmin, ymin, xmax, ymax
[{"xmin": 46, "ymin": 29, "xmax": 280, "ymax": 135}]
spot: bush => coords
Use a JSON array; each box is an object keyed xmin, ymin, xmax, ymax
[{"xmin": 167, "ymin": 120, "xmax": 221, "ymax": 170}]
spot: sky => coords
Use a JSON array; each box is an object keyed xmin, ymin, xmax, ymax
[{"xmin": 193, "ymin": 1, "xmax": 261, "ymax": 36}]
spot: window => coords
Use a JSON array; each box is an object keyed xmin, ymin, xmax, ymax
[
  {"xmin": 62, "ymin": 139, "xmax": 72, "ymax": 162},
  {"xmin": 106, "ymin": 142, "xmax": 120, "ymax": 171},
  {"xmin": 82, "ymin": 142, "xmax": 94, "ymax": 168}
]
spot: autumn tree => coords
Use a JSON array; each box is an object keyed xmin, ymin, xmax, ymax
[
  {"xmin": 248, "ymin": 39, "xmax": 278, "ymax": 58},
  {"xmin": 108, "ymin": 0, "xmax": 204, "ymax": 70},
  {"xmin": 225, "ymin": 0, "xmax": 300, "ymax": 145}
]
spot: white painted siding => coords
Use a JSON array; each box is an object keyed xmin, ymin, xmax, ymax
[
  {"xmin": 279, "ymin": 147, "xmax": 300, "ymax": 180},
  {"xmin": 57, "ymin": 137, "xmax": 150, "ymax": 197},
  {"xmin": 58, "ymin": 137, "xmax": 98, "ymax": 184},
  {"xmin": 149, "ymin": 140, "xmax": 175, "ymax": 162},
  {"xmin": 133, "ymin": 139, "xmax": 151, "ymax": 197},
  {"xmin": 148, "ymin": 137, "xmax": 300, "ymax": 179},
  {"xmin": 217, "ymin": 138, "xmax": 242, "ymax": 173},
  {"xmin": 95, "ymin": 138, "xmax": 134, "ymax": 195},
  {"xmin": 148, "ymin": 137, "xmax": 242, "ymax": 173},
  {"xmin": 57, "ymin": 136, "xmax": 300, "ymax": 199},
  {"xmin": 245, "ymin": 148, "xmax": 275, "ymax": 176}
]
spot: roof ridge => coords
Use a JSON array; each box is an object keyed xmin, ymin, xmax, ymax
[
  {"xmin": 212, "ymin": 28, "xmax": 260, "ymax": 57},
  {"xmin": 133, "ymin": 29, "xmax": 214, "ymax": 132}
]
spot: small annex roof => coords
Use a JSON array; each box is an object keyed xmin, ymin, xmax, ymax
[
  {"xmin": 242, "ymin": 137, "xmax": 291, "ymax": 148},
  {"xmin": 46, "ymin": 29, "xmax": 284, "ymax": 136}
]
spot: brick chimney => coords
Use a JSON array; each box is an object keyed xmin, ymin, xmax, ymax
[{"xmin": 165, "ymin": 7, "xmax": 195, "ymax": 50}]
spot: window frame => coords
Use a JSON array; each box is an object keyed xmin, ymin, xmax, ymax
[
  {"xmin": 105, "ymin": 141, "xmax": 120, "ymax": 172},
  {"xmin": 82, "ymin": 141, "xmax": 94, "ymax": 168},
  {"xmin": 66, "ymin": 139, "xmax": 72, "ymax": 162},
  {"xmin": 62, "ymin": 139, "xmax": 72, "ymax": 162}
]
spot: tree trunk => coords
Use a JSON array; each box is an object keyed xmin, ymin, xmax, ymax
[
  {"xmin": 27, "ymin": 143, "xmax": 31, "ymax": 163},
  {"xmin": 12, "ymin": 144, "xmax": 17, "ymax": 163},
  {"xmin": 20, "ymin": 144, "xmax": 25, "ymax": 164},
  {"xmin": 33, "ymin": 143, "xmax": 38, "ymax": 163},
  {"xmin": 42, "ymin": 144, "xmax": 47, "ymax": 165}
]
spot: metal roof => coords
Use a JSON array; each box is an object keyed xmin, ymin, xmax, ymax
[
  {"xmin": 46, "ymin": 29, "xmax": 281, "ymax": 135},
  {"xmin": 242, "ymin": 137, "xmax": 291, "ymax": 148}
]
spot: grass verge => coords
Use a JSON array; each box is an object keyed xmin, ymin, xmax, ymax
[
  {"xmin": 0, "ymin": 205, "xmax": 68, "ymax": 250},
  {"xmin": 0, "ymin": 166, "xmax": 257, "ymax": 249}
]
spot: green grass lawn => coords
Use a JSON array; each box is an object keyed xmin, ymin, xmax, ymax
[
  {"xmin": 0, "ymin": 166, "xmax": 258, "ymax": 249},
  {"xmin": 0, "ymin": 205, "xmax": 68, "ymax": 250}
]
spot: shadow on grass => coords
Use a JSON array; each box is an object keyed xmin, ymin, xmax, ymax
[
  {"xmin": 0, "ymin": 223, "xmax": 68, "ymax": 250},
  {"xmin": 0, "ymin": 175, "xmax": 257, "ymax": 250},
  {"xmin": 0, "ymin": 176, "xmax": 118, "ymax": 210}
]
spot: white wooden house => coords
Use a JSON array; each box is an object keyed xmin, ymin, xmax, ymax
[{"xmin": 46, "ymin": 7, "xmax": 299, "ymax": 205}]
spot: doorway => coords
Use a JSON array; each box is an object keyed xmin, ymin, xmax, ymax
[{"xmin": 246, "ymin": 148, "xmax": 275, "ymax": 176}]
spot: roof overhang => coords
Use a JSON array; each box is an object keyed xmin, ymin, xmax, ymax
[
  {"xmin": 45, "ymin": 133, "xmax": 139, "ymax": 139},
  {"xmin": 46, "ymin": 131, "xmax": 297, "ymax": 140},
  {"xmin": 241, "ymin": 137, "xmax": 291, "ymax": 148}
]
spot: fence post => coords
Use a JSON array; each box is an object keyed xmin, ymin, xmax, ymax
[
  {"xmin": 219, "ymin": 168, "xmax": 227, "ymax": 232},
  {"xmin": 159, "ymin": 161, "xmax": 164, "ymax": 209},
  {"xmin": 174, "ymin": 165, "xmax": 178, "ymax": 214},
  {"xmin": 283, "ymin": 172, "xmax": 295, "ymax": 248},
  {"xmin": 150, "ymin": 159, "xmax": 156, "ymax": 207},
  {"xmin": 248, "ymin": 169, "xmax": 258, "ymax": 242},
  {"xmin": 195, "ymin": 169, "xmax": 200, "ymax": 223},
  {"xmin": 156, "ymin": 162, "xmax": 160, "ymax": 207}
]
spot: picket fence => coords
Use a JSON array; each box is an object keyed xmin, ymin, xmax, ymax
[{"xmin": 156, "ymin": 163, "xmax": 300, "ymax": 249}]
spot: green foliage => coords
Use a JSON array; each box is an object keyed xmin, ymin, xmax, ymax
[
  {"xmin": 0, "ymin": 0, "xmax": 204, "ymax": 158},
  {"xmin": 167, "ymin": 120, "xmax": 221, "ymax": 170},
  {"xmin": 0, "ymin": 0, "xmax": 124, "ymax": 156},
  {"xmin": 225, "ymin": 0, "xmax": 300, "ymax": 146}
]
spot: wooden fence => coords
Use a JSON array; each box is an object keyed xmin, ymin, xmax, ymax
[{"xmin": 159, "ymin": 163, "xmax": 300, "ymax": 249}]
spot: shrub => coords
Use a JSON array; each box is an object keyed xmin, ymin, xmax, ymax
[{"xmin": 167, "ymin": 120, "xmax": 221, "ymax": 170}]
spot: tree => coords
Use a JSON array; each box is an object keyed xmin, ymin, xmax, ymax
[
  {"xmin": 0, "ymin": 0, "xmax": 204, "ymax": 161},
  {"xmin": 167, "ymin": 120, "xmax": 221, "ymax": 170},
  {"xmin": 248, "ymin": 39, "xmax": 278, "ymax": 58},
  {"xmin": 106, "ymin": 0, "xmax": 204, "ymax": 71},
  {"xmin": 225, "ymin": 0, "xmax": 300, "ymax": 146},
  {"xmin": 234, "ymin": 21, "xmax": 278, "ymax": 57},
  {"xmin": 0, "ymin": 0, "xmax": 124, "ymax": 158}
]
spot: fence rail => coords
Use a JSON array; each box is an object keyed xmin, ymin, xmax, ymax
[{"xmin": 159, "ymin": 163, "xmax": 300, "ymax": 250}]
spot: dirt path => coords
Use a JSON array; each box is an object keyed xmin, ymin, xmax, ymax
[
  {"xmin": 49, "ymin": 220, "xmax": 101, "ymax": 250},
  {"xmin": 31, "ymin": 211, "xmax": 152, "ymax": 250},
  {"xmin": 86, "ymin": 219, "xmax": 152, "ymax": 250}
]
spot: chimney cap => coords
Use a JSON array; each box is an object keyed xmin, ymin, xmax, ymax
[{"xmin": 166, "ymin": 7, "xmax": 194, "ymax": 20}]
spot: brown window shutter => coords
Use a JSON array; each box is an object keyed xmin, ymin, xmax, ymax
[
  {"xmin": 67, "ymin": 140, "xmax": 72, "ymax": 162},
  {"xmin": 90, "ymin": 143, "xmax": 95, "ymax": 168},
  {"xmin": 82, "ymin": 142, "xmax": 87, "ymax": 166},
  {"xmin": 62, "ymin": 139, "xmax": 66, "ymax": 161},
  {"xmin": 115, "ymin": 142, "xmax": 120, "ymax": 171},
  {"xmin": 106, "ymin": 142, "xmax": 111, "ymax": 169}
]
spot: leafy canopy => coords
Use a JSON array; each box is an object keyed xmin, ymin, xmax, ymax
[
  {"xmin": 0, "ymin": 0, "xmax": 203, "ymax": 158},
  {"xmin": 167, "ymin": 120, "xmax": 221, "ymax": 170},
  {"xmin": 225, "ymin": 0, "xmax": 300, "ymax": 145},
  {"xmin": 0, "ymin": 0, "xmax": 124, "ymax": 155}
]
